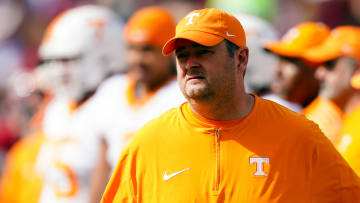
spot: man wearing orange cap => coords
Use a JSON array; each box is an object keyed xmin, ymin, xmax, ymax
[
  {"xmin": 88, "ymin": 7, "xmax": 185, "ymax": 202},
  {"xmin": 101, "ymin": 8, "xmax": 360, "ymax": 202},
  {"xmin": 303, "ymin": 26, "xmax": 360, "ymax": 143},
  {"xmin": 262, "ymin": 22, "xmax": 326, "ymax": 113},
  {"xmin": 303, "ymin": 26, "xmax": 360, "ymax": 175}
]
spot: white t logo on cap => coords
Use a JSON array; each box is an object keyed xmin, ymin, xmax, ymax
[{"xmin": 185, "ymin": 13, "xmax": 200, "ymax": 25}]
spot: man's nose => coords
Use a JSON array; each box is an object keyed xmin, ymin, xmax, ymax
[{"xmin": 185, "ymin": 54, "xmax": 200, "ymax": 70}]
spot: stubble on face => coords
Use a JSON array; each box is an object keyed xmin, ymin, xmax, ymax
[{"xmin": 180, "ymin": 67, "xmax": 212, "ymax": 100}]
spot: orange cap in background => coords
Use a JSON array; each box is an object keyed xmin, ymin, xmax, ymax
[
  {"xmin": 162, "ymin": 8, "xmax": 246, "ymax": 56},
  {"xmin": 304, "ymin": 26, "xmax": 360, "ymax": 63},
  {"xmin": 264, "ymin": 22, "xmax": 330, "ymax": 58},
  {"xmin": 124, "ymin": 6, "xmax": 176, "ymax": 48}
]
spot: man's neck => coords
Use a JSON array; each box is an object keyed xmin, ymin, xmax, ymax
[
  {"xmin": 134, "ymin": 75, "xmax": 174, "ymax": 100},
  {"xmin": 188, "ymin": 93, "xmax": 255, "ymax": 121}
]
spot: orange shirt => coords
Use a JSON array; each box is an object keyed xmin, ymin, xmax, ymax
[
  {"xmin": 303, "ymin": 97, "xmax": 344, "ymax": 144},
  {"xmin": 0, "ymin": 131, "xmax": 45, "ymax": 203},
  {"xmin": 102, "ymin": 96, "xmax": 360, "ymax": 203},
  {"xmin": 337, "ymin": 105, "xmax": 360, "ymax": 176}
]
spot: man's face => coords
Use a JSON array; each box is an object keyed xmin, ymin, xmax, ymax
[
  {"xmin": 271, "ymin": 58, "xmax": 318, "ymax": 103},
  {"xmin": 271, "ymin": 59, "xmax": 301, "ymax": 97},
  {"xmin": 35, "ymin": 55, "xmax": 110, "ymax": 101},
  {"xmin": 315, "ymin": 57, "xmax": 355, "ymax": 99},
  {"xmin": 126, "ymin": 42, "xmax": 173, "ymax": 87},
  {"xmin": 174, "ymin": 39, "xmax": 237, "ymax": 101}
]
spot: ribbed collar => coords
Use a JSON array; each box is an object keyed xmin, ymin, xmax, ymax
[{"xmin": 179, "ymin": 94, "xmax": 259, "ymax": 130}]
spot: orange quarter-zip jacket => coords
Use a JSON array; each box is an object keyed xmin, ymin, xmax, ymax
[{"xmin": 102, "ymin": 96, "xmax": 360, "ymax": 203}]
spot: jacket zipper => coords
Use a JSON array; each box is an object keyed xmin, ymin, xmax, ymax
[{"xmin": 214, "ymin": 128, "xmax": 221, "ymax": 192}]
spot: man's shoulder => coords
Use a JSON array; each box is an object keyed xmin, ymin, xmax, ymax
[
  {"xmin": 257, "ymin": 97, "xmax": 324, "ymax": 138},
  {"xmin": 139, "ymin": 106, "xmax": 182, "ymax": 132},
  {"xmin": 127, "ymin": 105, "xmax": 183, "ymax": 146},
  {"xmin": 257, "ymin": 96, "xmax": 305, "ymax": 120}
]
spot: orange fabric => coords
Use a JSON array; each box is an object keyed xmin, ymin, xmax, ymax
[
  {"xmin": 264, "ymin": 22, "xmax": 330, "ymax": 58},
  {"xmin": 162, "ymin": 8, "xmax": 246, "ymax": 55},
  {"xmin": 125, "ymin": 78, "xmax": 157, "ymax": 109},
  {"xmin": 0, "ymin": 131, "xmax": 45, "ymax": 203},
  {"xmin": 304, "ymin": 26, "xmax": 360, "ymax": 63},
  {"xmin": 102, "ymin": 96, "xmax": 360, "ymax": 202},
  {"xmin": 337, "ymin": 105, "xmax": 360, "ymax": 176},
  {"xmin": 303, "ymin": 97, "xmax": 344, "ymax": 144},
  {"xmin": 124, "ymin": 7, "xmax": 176, "ymax": 49}
]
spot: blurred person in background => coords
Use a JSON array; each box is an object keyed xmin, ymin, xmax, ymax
[
  {"xmin": 234, "ymin": 13, "xmax": 279, "ymax": 96},
  {"xmin": 0, "ymin": 72, "xmax": 49, "ymax": 203},
  {"xmin": 25, "ymin": 4, "xmax": 125, "ymax": 203},
  {"xmin": 89, "ymin": 6, "xmax": 185, "ymax": 202},
  {"xmin": 0, "ymin": 0, "xmax": 86, "ymax": 177},
  {"xmin": 262, "ymin": 22, "xmax": 327, "ymax": 112},
  {"xmin": 337, "ymin": 71, "xmax": 360, "ymax": 175},
  {"xmin": 0, "ymin": 114, "xmax": 47, "ymax": 203},
  {"xmin": 302, "ymin": 26, "xmax": 360, "ymax": 150}
]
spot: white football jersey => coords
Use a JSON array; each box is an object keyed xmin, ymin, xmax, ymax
[
  {"xmin": 91, "ymin": 74, "xmax": 185, "ymax": 169},
  {"xmin": 36, "ymin": 95, "xmax": 100, "ymax": 203}
]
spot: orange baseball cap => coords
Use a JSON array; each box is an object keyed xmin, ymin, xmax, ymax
[
  {"xmin": 304, "ymin": 26, "xmax": 360, "ymax": 63},
  {"xmin": 162, "ymin": 8, "xmax": 246, "ymax": 56},
  {"xmin": 264, "ymin": 22, "xmax": 330, "ymax": 58},
  {"xmin": 124, "ymin": 6, "xmax": 176, "ymax": 48}
]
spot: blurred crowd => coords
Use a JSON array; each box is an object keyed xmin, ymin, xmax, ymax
[{"xmin": 0, "ymin": 0, "xmax": 360, "ymax": 202}]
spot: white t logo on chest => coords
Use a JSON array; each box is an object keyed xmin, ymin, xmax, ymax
[
  {"xmin": 185, "ymin": 13, "xmax": 200, "ymax": 25},
  {"xmin": 249, "ymin": 157, "xmax": 270, "ymax": 176}
]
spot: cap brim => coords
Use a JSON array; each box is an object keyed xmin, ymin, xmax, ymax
[
  {"xmin": 304, "ymin": 41, "xmax": 341, "ymax": 63},
  {"xmin": 162, "ymin": 30, "xmax": 223, "ymax": 56},
  {"xmin": 264, "ymin": 41, "xmax": 304, "ymax": 58}
]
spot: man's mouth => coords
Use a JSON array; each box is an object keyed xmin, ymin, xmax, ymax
[{"xmin": 187, "ymin": 75, "xmax": 205, "ymax": 81}]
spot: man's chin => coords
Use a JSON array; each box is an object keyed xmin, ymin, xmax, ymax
[{"xmin": 184, "ymin": 86, "xmax": 209, "ymax": 99}]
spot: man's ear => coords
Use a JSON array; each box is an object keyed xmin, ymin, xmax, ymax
[
  {"xmin": 234, "ymin": 46, "xmax": 249, "ymax": 73},
  {"xmin": 350, "ymin": 61, "xmax": 360, "ymax": 89}
]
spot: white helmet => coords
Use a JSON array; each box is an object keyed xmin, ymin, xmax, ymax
[
  {"xmin": 35, "ymin": 5, "xmax": 125, "ymax": 101},
  {"xmin": 235, "ymin": 13, "xmax": 279, "ymax": 95}
]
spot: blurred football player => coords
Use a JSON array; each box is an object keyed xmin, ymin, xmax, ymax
[{"xmin": 32, "ymin": 5, "xmax": 125, "ymax": 203}]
